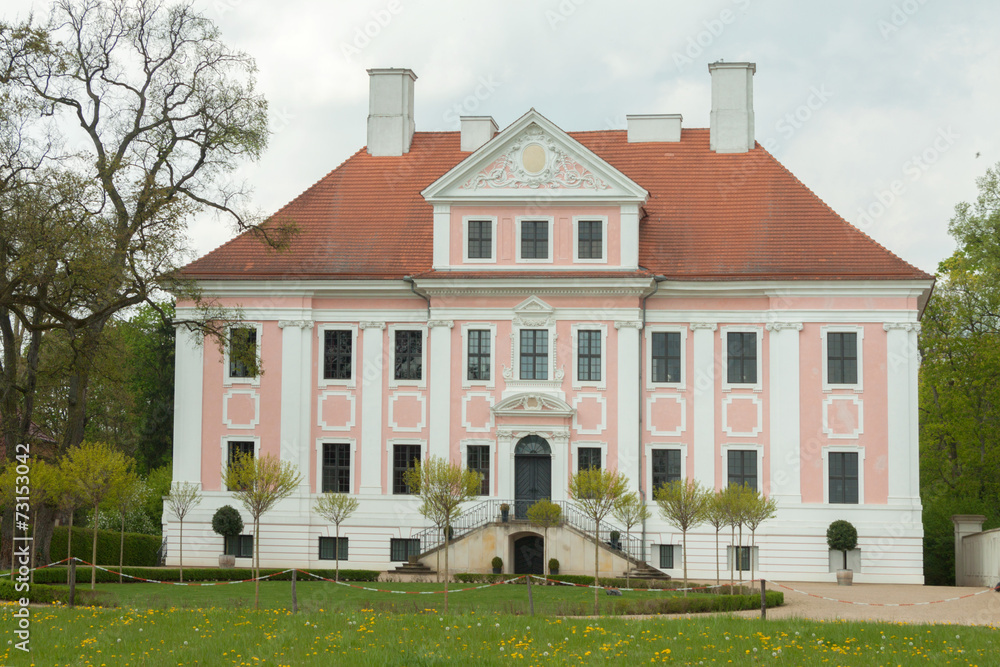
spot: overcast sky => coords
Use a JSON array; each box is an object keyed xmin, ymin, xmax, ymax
[{"xmin": 7, "ymin": 0, "xmax": 1000, "ymax": 275}]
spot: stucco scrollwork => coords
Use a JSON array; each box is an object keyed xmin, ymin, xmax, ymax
[
  {"xmin": 883, "ymin": 322, "xmax": 921, "ymax": 333},
  {"xmin": 689, "ymin": 322, "xmax": 718, "ymax": 331},
  {"xmin": 358, "ymin": 321, "xmax": 387, "ymax": 330},
  {"xmin": 614, "ymin": 320, "xmax": 643, "ymax": 330},
  {"xmin": 278, "ymin": 320, "xmax": 314, "ymax": 329},
  {"xmin": 427, "ymin": 320, "xmax": 455, "ymax": 328},
  {"xmin": 765, "ymin": 322, "xmax": 804, "ymax": 332}
]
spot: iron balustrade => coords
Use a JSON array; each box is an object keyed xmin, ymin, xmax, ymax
[{"xmin": 413, "ymin": 499, "xmax": 644, "ymax": 564}]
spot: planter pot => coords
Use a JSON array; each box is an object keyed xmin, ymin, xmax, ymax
[
  {"xmin": 549, "ymin": 568, "xmax": 559, "ymax": 576},
  {"xmin": 218, "ymin": 554, "xmax": 236, "ymax": 569},
  {"xmin": 836, "ymin": 569, "xmax": 853, "ymax": 586},
  {"xmin": 492, "ymin": 567, "xmax": 502, "ymax": 574},
  {"xmin": 407, "ymin": 555, "xmax": 418, "ymax": 565},
  {"xmin": 500, "ymin": 509, "xmax": 509, "ymax": 523}
]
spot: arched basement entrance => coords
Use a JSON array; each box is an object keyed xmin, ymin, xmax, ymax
[
  {"xmin": 514, "ymin": 435, "xmax": 551, "ymax": 519},
  {"xmin": 513, "ymin": 534, "xmax": 545, "ymax": 575}
]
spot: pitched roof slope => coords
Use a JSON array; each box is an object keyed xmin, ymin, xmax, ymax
[{"xmin": 182, "ymin": 129, "xmax": 932, "ymax": 281}]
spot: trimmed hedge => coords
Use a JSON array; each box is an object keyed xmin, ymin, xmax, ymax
[
  {"xmin": 604, "ymin": 590, "xmax": 784, "ymax": 615},
  {"xmin": 454, "ymin": 573, "xmax": 523, "ymax": 584},
  {"xmin": 0, "ymin": 579, "xmax": 103, "ymax": 606},
  {"xmin": 50, "ymin": 526, "xmax": 161, "ymax": 567},
  {"xmin": 30, "ymin": 566, "xmax": 381, "ymax": 585}
]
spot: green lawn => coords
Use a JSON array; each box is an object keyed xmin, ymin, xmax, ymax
[{"xmin": 1, "ymin": 602, "xmax": 993, "ymax": 666}]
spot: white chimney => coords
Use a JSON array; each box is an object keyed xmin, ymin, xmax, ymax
[
  {"xmin": 460, "ymin": 116, "xmax": 498, "ymax": 152},
  {"xmin": 626, "ymin": 114, "xmax": 682, "ymax": 142},
  {"xmin": 366, "ymin": 68, "xmax": 417, "ymax": 156},
  {"xmin": 708, "ymin": 61, "xmax": 756, "ymax": 153}
]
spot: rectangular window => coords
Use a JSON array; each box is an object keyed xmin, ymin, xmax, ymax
[
  {"xmin": 726, "ymin": 332, "xmax": 757, "ymax": 384},
  {"xmin": 828, "ymin": 332, "xmax": 858, "ymax": 385},
  {"xmin": 228, "ymin": 327, "xmax": 258, "ymax": 378},
  {"xmin": 467, "ymin": 219, "xmax": 493, "ymax": 259},
  {"xmin": 226, "ymin": 441, "xmax": 254, "ymax": 491},
  {"xmin": 577, "ymin": 220, "xmax": 603, "ymax": 259},
  {"xmin": 520, "ymin": 220, "xmax": 549, "ymax": 259},
  {"xmin": 658, "ymin": 544, "xmax": 675, "ymax": 569},
  {"xmin": 318, "ymin": 536, "xmax": 349, "ymax": 561},
  {"xmin": 390, "ymin": 538, "xmax": 421, "ymax": 562},
  {"xmin": 651, "ymin": 449, "xmax": 682, "ymax": 491},
  {"xmin": 321, "ymin": 443, "xmax": 351, "ymax": 494},
  {"xmin": 519, "ymin": 329, "xmax": 549, "ymax": 380},
  {"xmin": 651, "ymin": 332, "xmax": 682, "ymax": 383},
  {"xmin": 727, "ymin": 450, "xmax": 757, "ymax": 491},
  {"xmin": 393, "ymin": 444, "xmax": 422, "ymax": 494},
  {"xmin": 225, "ymin": 535, "xmax": 254, "ymax": 558},
  {"xmin": 577, "ymin": 330, "xmax": 602, "ymax": 382},
  {"xmin": 578, "ymin": 447, "xmax": 602, "ymax": 472},
  {"xmin": 467, "ymin": 329, "xmax": 491, "ymax": 382},
  {"xmin": 467, "ymin": 445, "xmax": 490, "ymax": 495},
  {"xmin": 323, "ymin": 330, "xmax": 353, "ymax": 380},
  {"xmin": 731, "ymin": 545, "xmax": 751, "ymax": 571},
  {"xmin": 829, "ymin": 452, "xmax": 859, "ymax": 504},
  {"xmin": 394, "ymin": 330, "xmax": 423, "ymax": 381}
]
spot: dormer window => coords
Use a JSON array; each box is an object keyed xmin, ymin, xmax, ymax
[{"xmin": 516, "ymin": 218, "xmax": 553, "ymax": 262}]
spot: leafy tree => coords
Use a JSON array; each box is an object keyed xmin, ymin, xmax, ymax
[
  {"xmin": 568, "ymin": 468, "xmax": 629, "ymax": 614},
  {"xmin": 211, "ymin": 504, "xmax": 243, "ymax": 548},
  {"xmin": 222, "ymin": 452, "xmax": 301, "ymax": 608},
  {"xmin": 105, "ymin": 470, "xmax": 149, "ymax": 583},
  {"xmin": 743, "ymin": 491, "xmax": 778, "ymax": 588},
  {"xmin": 611, "ymin": 491, "xmax": 650, "ymax": 587},
  {"xmin": 164, "ymin": 482, "xmax": 202, "ymax": 583},
  {"xmin": 51, "ymin": 458, "xmax": 84, "ymax": 581},
  {"xmin": 403, "ymin": 456, "xmax": 482, "ymax": 612},
  {"xmin": 654, "ymin": 479, "xmax": 710, "ymax": 595},
  {"xmin": 827, "ymin": 520, "xmax": 858, "ymax": 571},
  {"xmin": 313, "ymin": 492, "xmax": 359, "ymax": 582},
  {"xmin": 61, "ymin": 441, "xmax": 131, "ymax": 588},
  {"xmin": 703, "ymin": 491, "xmax": 728, "ymax": 586},
  {"xmin": 527, "ymin": 499, "xmax": 562, "ymax": 576}
]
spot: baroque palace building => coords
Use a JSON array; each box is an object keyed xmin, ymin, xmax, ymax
[{"xmin": 167, "ymin": 62, "xmax": 932, "ymax": 582}]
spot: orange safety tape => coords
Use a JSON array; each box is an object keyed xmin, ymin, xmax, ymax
[
  {"xmin": 770, "ymin": 581, "xmax": 995, "ymax": 607},
  {"xmin": 296, "ymin": 569, "xmax": 526, "ymax": 595}
]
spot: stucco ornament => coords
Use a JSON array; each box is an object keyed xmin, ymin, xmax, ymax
[{"xmin": 461, "ymin": 125, "xmax": 612, "ymax": 191}]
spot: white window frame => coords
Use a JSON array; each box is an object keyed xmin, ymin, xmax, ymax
[
  {"xmin": 460, "ymin": 438, "xmax": 494, "ymax": 496},
  {"xmin": 461, "ymin": 323, "xmax": 497, "ymax": 389},
  {"xmin": 386, "ymin": 438, "xmax": 428, "ymax": 495},
  {"xmin": 220, "ymin": 436, "xmax": 261, "ymax": 488},
  {"xmin": 314, "ymin": 438, "xmax": 357, "ymax": 494},
  {"xmin": 572, "ymin": 216, "xmax": 608, "ymax": 263},
  {"xmin": 317, "ymin": 324, "xmax": 358, "ymax": 388},
  {"xmin": 822, "ymin": 444, "xmax": 865, "ymax": 505},
  {"xmin": 515, "ymin": 216, "xmax": 554, "ymax": 263},
  {"xmin": 720, "ymin": 325, "xmax": 764, "ymax": 392},
  {"xmin": 512, "ymin": 323, "xmax": 559, "ymax": 386},
  {"xmin": 720, "ymin": 443, "xmax": 765, "ymax": 491},
  {"xmin": 388, "ymin": 324, "xmax": 428, "ymax": 388},
  {"xmin": 571, "ymin": 323, "xmax": 608, "ymax": 389},
  {"xmin": 821, "ymin": 325, "xmax": 865, "ymax": 392},
  {"xmin": 462, "ymin": 216, "xmax": 498, "ymax": 263},
  {"xmin": 726, "ymin": 544, "xmax": 759, "ymax": 571},
  {"xmin": 572, "ymin": 441, "xmax": 608, "ymax": 472},
  {"xmin": 657, "ymin": 543, "xmax": 680, "ymax": 570},
  {"xmin": 645, "ymin": 325, "xmax": 687, "ymax": 390},
  {"xmin": 224, "ymin": 322, "xmax": 263, "ymax": 386},
  {"xmin": 644, "ymin": 443, "xmax": 688, "ymax": 497}
]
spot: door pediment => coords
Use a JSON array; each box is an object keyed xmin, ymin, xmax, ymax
[{"xmin": 492, "ymin": 392, "xmax": 575, "ymax": 419}]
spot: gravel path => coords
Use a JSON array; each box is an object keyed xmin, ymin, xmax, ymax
[{"xmin": 730, "ymin": 582, "xmax": 1000, "ymax": 627}]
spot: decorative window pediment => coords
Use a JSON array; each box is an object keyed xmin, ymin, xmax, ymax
[
  {"xmin": 512, "ymin": 296, "xmax": 555, "ymax": 327},
  {"xmin": 421, "ymin": 110, "xmax": 648, "ymax": 203},
  {"xmin": 492, "ymin": 392, "xmax": 575, "ymax": 419}
]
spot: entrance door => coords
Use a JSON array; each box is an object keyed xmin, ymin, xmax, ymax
[
  {"xmin": 514, "ymin": 435, "xmax": 552, "ymax": 518},
  {"xmin": 513, "ymin": 535, "xmax": 544, "ymax": 575}
]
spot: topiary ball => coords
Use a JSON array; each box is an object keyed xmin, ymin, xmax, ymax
[
  {"xmin": 826, "ymin": 519, "xmax": 858, "ymax": 552},
  {"xmin": 212, "ymin": 505, "xmax": 244, "ymax": 537}
]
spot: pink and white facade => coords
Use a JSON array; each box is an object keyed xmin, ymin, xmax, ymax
[{"xmin": 168, "ymin": 63, "xmax": 933, "ymax": 582}]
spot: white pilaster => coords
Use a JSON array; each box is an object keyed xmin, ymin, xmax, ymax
[
  {"xmin": 690, "ymin": 323, "xmax": 717, "ymax": 489},
  {"xmin": 432, "ymin": 204, "xmax": 451, "ymax": 269},
  {"xmin": 497, "ymin": 429, "xmax": 514, "ymax": 499},
  {"xmin": 279, "ymin": 321, "xmax": 312, "ymax": 491},
  {"xmin": 360, "ymin": 321, "xmax": 386, "ymax": 495},
  {"xmin": 428, "ymin": 320, "xmax": 454, "ymax": 461},
  {"xmin": 550, "ymin": 432, "xmax": 570, "ymax": 501},
  {"xmin": 615, "ymin": 321, "xmax": 642, "ymax": 489},
  {"xmin": 885, "ymin": 322, "xmax": 920, "ymax": 504},
  {"xmin": 619, "ymin": 205, "xmax": 640, "ymax": 269},
  {"xmin": 766, "ymin": 321, "xmax": 803, "ymax": 504},
  {"xmin": 172, "ymin": 325, "xmax": 204, "ymax": 487}
]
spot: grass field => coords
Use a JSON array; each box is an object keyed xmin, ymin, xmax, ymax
[{"xmin": 2, "ymin": 600, "xmax": 995, "ymax": 666}]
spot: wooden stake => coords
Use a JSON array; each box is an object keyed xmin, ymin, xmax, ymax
[
  {"xmin": 527, "ymin": 572, "xmax": 534, "ymax": 616},
  {"xmin": 291, "ymin": 569, "xmax": 298, "ymax": 614},
  {"xmin": 68, "ymin": 560, "xmax": 77, "ymax": 608},
  {"xmin": 760, "ymin": 579, "xmax": 767, "ymax": 620}
]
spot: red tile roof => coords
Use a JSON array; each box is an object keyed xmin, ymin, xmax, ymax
[{"xmin": 182, "ymin": 129, "xmax": 932, "ymax": 282}]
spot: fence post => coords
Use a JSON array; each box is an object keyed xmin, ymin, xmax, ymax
[
  {"xmin": 69, "ymin": 559, "xmax": 77, "ymax": 608},
  {"xmin": 527, "ymin": 573, "xmax": 534, "ymax": 616},
  {"xmin": 760, "ymin": 579, "xmax": 766, "ymax": 620},
  {"xmin": 291, "ymin": 569, "xmax": 298, "ymax": 614}
]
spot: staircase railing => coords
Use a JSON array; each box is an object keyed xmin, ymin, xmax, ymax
[{"xmin": 414, "ymin": 498, "xmax": 645, "ymax": 564}]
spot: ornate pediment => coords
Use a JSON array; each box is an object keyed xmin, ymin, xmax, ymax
[
  {"xmin": 492, "ymin": 392, "xmax": 575, "ymax": 419},
  {"xmin": 421, "ymin": 109, "xmax": 648, "ymax": 203},
  {"xmin": 512, "ymin": 296, "xmax": 555, "ymax": 327}
]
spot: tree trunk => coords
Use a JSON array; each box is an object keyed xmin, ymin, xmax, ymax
[
  {"xmin": 444, "ymin": 516, "xmax": 450, "ymax": 613},
  {"xmin": 63, "ymin": 324, "xmax": 106, "ymax": 450},
  {"xmin": 729, "ymin": 525, "xmax": 735, "ymax": 589},
  {"xmin": 66, "ymin": 511, "xmax": 74, "ymax": 584},
  {"xmin": 593, "ymin": 527, "xmax": 600, "ymax": 615},
  {"xmin": 334, "ymin": 523, "xmax": 340, "ymax": 582},
  {"xmin": 750, "ymin": 529, "xmax": 756, "ymax": 590},
  {"xmin": 179, "ymin": 519, "xmax": 184, "ymax": 583},
  {"xmin": 682, "ymin": 529, "xmax": 688, "ymax": 597},
  {"xmin": 29, "ymin": 507, "xmax": 37, "ymax": 585},
  {"xmin": 119, "ymin": 513, "xmax": 125, "ymax": 584},
  {"xmin": 715, "ymin": 528, "xmax": 720, "ymax": 586},
  {"xmin": 623, "ymin": 527, "xmax": 629, "ymax": 588},
  {"xmin": 738, "ymin": 523, "xmax": 744, "ymax": 585},
  {"xmin": 91, "ymin": 501, "xmax": 99, "ymax": 589},
  {"xmin": 0, "ymin": 507, "xmax": 11, "ymax": 573},
  {"xmin": 254, "ymin": 517, "xmax": 260, "ymax": 609}
]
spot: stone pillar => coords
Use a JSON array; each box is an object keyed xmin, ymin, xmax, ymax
[
  {"xmin": 766, "ymin": 322, "xmax": 803, "ymax": 504},
  {"xmin": 428, "ymin": 320, "xmax": 454, "ymax": 462},
  {"xmin": 615, "ymin": 321, "xmax": 642, "ymax": 490},
  {"xmin": 951, "ymin": 514, "xmax": 985, "ymax": 587},
  {"xmin": 359, "ymin": 321, "xmax": 386, "ymax": 495},
  {"xmin": 172, "ymin": 325, "xmax": 204, "ymax": 486},
  {"xmin": 279, "ymin": 320, "xmax": 314, "ymax": 492},
  {"xmin": 884, "ymin": 323, "xmax": 920, "ymax": 504},
  {"xmin": 690, "ymin": 323, "xmax": 717, "ymax": 488}
]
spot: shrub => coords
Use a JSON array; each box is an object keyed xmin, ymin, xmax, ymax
[
  {"xmin": 827, "ymin": 519, "xmax": 858, "ymax": 570},
  {"xmin": 29, "ymin": 566, "xmax": 380, "ymax": 585},
  {"xmin": 549, "ymin": 558, "xmax": 559, "ymax": 572},
  {"xmin": 0, "ymin": 579, "xmax": 104, "ymax": 606},
  {"xmin": 212, "ymin": 505, "xmax": 244, "ymax": 537},
  {"xmin": 491, "ymin": 556, "xmax": 503, "ymax": 570},
  {"xmin": 50, "ymin": 526, "xmax": 160, "ymax": 567},
  {"xmin": 453, "ymin": 573, "xmax": 523, "ymax": 584}
]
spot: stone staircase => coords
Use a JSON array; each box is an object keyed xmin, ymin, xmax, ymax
[
  {"xmin": 622, "ymin": 562, "xmax": 672, "ymax": 581},
  {"xmin": 390, "ymin": 556, "xmax": 436, "ymax": 577}
]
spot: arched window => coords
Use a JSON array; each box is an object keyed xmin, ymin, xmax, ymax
[{"xmin": 514, "ymin": 435, "xmax": 551, "ymax": 456}]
